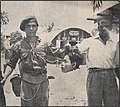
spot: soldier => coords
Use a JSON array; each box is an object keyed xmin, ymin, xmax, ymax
[{"xmin": 1, "ymin": 16, "xmax": 49, "ymax": 106}]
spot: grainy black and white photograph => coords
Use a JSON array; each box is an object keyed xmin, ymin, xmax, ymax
[{"xmin": 1, "ymin": 1, "xmax": 119, "ymax": 106}]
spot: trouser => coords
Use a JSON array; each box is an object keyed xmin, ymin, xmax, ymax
[
  {"xmin": 21, "ymin": 79, "xmax": 49, "ymax": 106},
  {"xmin": 0, "ymin": 85, "xmax": 6, "ymax": 107},
  {"xmin": 0, "ymin": 71, "xmax": 6, "ymax": 107},
  {"xmin": 86, "ymin": 68, "xmax": 119, "ymax": 106},
  {"xmin": 115, "ymin": 67, "xmax": 120, "ymax": 106}
]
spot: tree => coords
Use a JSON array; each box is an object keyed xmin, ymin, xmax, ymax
[
  {"xmin": 1, "ymin": 11, "xmax": 9, "ymax": 34},
  {"xmin": 91, "ymin": 0, "xmax": 103, "ymax": 12},
  {"xmin": 91, "ymin": 0, "xmax": 120, "ymax": 12},
  {"xmin": 41, "ymin": 22, "xmax": 55, "ymax": 32},
  {"xmin": 1, "ymin": 11, "xmax": 9, "ymax": 25},
  {"xmin": 9, "ymin": 31, "xmax": 23, "ymax": 45}
]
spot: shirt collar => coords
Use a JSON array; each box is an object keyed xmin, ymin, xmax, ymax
[
  {"xmin": 94, "ymin": 32, "xmax": 114, "ymax": 43},
  {"xmin": 24, "ymin": 36, "xmax": 40, "ymax": 42}
]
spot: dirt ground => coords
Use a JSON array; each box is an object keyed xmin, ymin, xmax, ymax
[{"xmin": 1, "ymin": 54, "xmax": 119, "ymax": 106}]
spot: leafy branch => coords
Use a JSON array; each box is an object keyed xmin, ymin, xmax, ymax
[
  {"xmin": 91, "ymin": 0, "xmax": 120, "ymax": 12},
  {"xmin": 1, "ymin": 11, "xmax": 9, "ymax": 25}
]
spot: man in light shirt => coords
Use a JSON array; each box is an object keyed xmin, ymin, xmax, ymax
[{"xmin": 77, "ymin": 18, "xmax": 119, "ymax": 106}]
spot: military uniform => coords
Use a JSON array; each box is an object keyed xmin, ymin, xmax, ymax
[{"xmin": 7, "ymin": 36, "xmax": 49, "ymax": 106}]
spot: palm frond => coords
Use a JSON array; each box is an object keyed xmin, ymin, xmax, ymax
[
  {"xmin": 92, "ymin": 0, "xmax": 103, "ymax": 12},
  {"xmin": 1, "ymin": 11, "xmax": 9, "ymax": 25},
  {"xmin": 92, "ymin": 0, "xmax": 120, "ymax": 12}
]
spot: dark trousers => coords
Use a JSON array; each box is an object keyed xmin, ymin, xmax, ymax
[
  {"xmin": 0, "ymin": 72, "xmax": 6, "ymax": 107},
  {"xmin": 0, "ymin": 85, "xmax": 6, "ymax": 107},
  {"xmin": 86, "ymin": 69, "xmax": 119, "ymax": 106},
  {"xmin": 115, "ymin": 67, "xmax": 120, "ymax": 106},
  {"xmin": 21, "ymin": 79, "xmax": 49, "ymax": 106}
]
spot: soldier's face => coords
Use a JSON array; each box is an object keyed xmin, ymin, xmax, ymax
[{"xmin": 25, "ymin": 21, "xmax": 38, "ymax": 36}]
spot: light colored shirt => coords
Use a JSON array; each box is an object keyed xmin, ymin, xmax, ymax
[{"xmin": 76, "ymin": 36, "xmax": 117, "ymax": 69}]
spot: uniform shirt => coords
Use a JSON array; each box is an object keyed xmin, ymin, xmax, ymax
[
  {"xmin": 76, "ymin": 35, "xmax": 117, "ymax": 69},
  {"xmin": 7, "ymin": 37, "xmax": 47, "ymax": 84}
]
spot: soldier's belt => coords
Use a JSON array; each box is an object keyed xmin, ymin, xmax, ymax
[{"xmin": 23, "ymin": 69, "xmax": 47, "ymax": 76}]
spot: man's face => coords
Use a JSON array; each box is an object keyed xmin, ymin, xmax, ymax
[
  {"xmin": 25, "ymin": 21, "xmax": 38, "ymax": 36},
  {"xmin": 98, "ymin": 19, "xmax": 111, "ymax": 40},
  {"xmin": 98, "ymin": 19, "xmax": 112, "ymax": 31}
]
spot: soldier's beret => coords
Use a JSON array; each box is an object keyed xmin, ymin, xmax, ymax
[{"xmin": 20, "ymin": 15, "xmax": 39, "ymax": 31}]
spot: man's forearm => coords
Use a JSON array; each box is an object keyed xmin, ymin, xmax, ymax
[{"xmin": 3, "ymin": 66, "xmax": 13, "ymax": 80}]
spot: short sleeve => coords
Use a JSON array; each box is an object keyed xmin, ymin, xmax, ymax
[{"xmin": 76, "ymin": 38, "xmax": 92, "ymax": 52}]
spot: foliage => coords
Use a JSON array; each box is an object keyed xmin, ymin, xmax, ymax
[
  {"xmin": 1, "ymin": 11, "xmax": 9, "ymax": 25},
  {"xmin": 41, "ymin": 22, "xmax": 54, "ymax": 32},
  {"xmin": 10, "ymin": 31, "xmax": 23, "ymax": 45},
  {"xmin": 91, "ymin": 0, "xmax": 120, "ymax": 12},
  {"xmin": 92, "ymin": 0, "xmax": 103, "ymax": 12}
]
